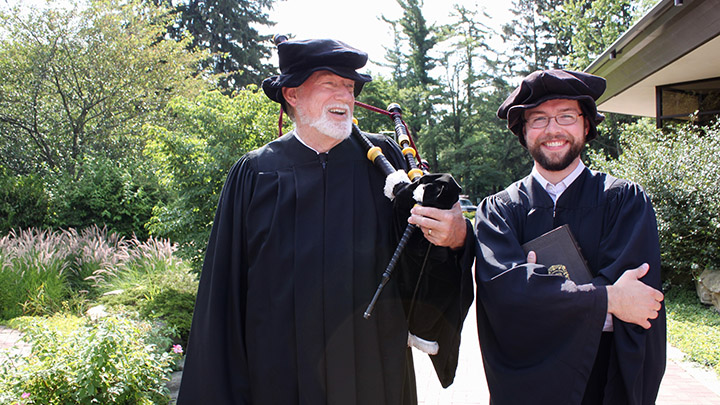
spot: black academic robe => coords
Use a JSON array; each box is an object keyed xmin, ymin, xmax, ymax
[
  {"xmin": 474, "ymin": 168, "xmax": 666, "ymax": 405},
  {"xmin": 177, "ymin": 130, "xmax": 474, "ymax": 404}
]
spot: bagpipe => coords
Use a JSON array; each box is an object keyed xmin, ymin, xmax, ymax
[
  {"xmin": 270, "ymin": 34, "xmax": 462, "ymax": 324},
  {"xmin": 351, "ymin": 102, "xmax": 462, "ymax": 319}
]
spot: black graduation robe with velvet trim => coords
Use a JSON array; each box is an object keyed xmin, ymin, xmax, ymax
[
  {"xmin": 474, "ymin": 168, "xmax": 666, "ymax": 405},
  {"xmin": 177, "ymin": 130, "xmax": 474, "ymax": 405}
]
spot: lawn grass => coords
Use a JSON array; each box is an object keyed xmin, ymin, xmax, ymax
[{"xmin": 665, "ymin": 286, "xmax": 720, "ymax": 377}]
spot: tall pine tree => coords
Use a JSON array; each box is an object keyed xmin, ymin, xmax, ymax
[
  {"xmin": 501, "ymin": 0, "xmax": 568, "ymax": 75},
  {"xmin": 434, "ymin": 5, "xmax": 531, "ymax": 198},
  {"xmin": 173, "ymin": 0, "xmax": 276, "ymax": 92},
  {"xmin": 548, "ymin": 0, "xmax": 636, "ymax": 70},
  {"xmin": 382, "ymin": 0, "xmax": 441, "ymax": 167}
]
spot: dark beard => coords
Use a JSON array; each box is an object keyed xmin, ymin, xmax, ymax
[{"xmin": 528, "ymin": 138, "xmax": 583, "ymax": 172}]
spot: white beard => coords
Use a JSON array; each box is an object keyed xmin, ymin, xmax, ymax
[{"xmin": 296, "ymin": 103, "xmax": 352, "ymax": 141}]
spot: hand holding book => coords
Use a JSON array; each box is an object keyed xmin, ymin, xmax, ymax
[
  {"xmin": 524, "ymin": 226, "xmax": 664, "ymax": 329},
  {"xmin": 522, "ymin": 225, "xmax": 593, "ymax": 284}
]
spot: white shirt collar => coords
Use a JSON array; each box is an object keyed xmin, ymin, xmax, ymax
[
  {"xmin": 293, "ymin": 130, "xmax": 322, "ymax": 154},
  {"xmin": 531, "ymin": 160, "xmax": 586, "ymax": 203}
]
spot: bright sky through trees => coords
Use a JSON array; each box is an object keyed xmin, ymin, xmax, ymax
[
  {"xmin": 2, "ymin": 0, "xmax": 515, "ymax": 76},
  {"xmin": 261, "ymin": 0, "xmax": 515, "ymax": 76}
]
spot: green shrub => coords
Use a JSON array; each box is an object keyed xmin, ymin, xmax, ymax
[
  {"xmin": 99, "ymin": 283, "xmax": 197, "ymax": 345},
  {"xmin": 48, "ymin": 156, "xmax": 165, "ymax": 241},
  {"xmin": 0, "ymin": 167, "xmax": 48, "ymax": 235},
  {"xmin": 145, "ymin": 88, "xmax": 279, "ymax": 268},
  {"xmin": 138, "ymin": 288, "xmax": 196, "ymax": 344},
  {"xmin": 0, "ymin": 314, "xmax": 182, "ymax": 404},
  {"xmin": 0, "ymin": 156, "xmax": 163, "ymax": 241},
  {"xmin": 589, "ymin": 119, "xmax": 720, "ymax": 286},
  {"xmin": 96, "ymin": 236, "xmax": 198, "ymax": 344}
]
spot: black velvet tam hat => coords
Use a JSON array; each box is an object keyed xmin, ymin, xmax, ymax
[
  {"xmin": 262, "ymin": 38, "xmax": 372, "ymax": 105},
  {"xmin": 497, "ymin": 69, "xmax": 606, "ymax": 146}
]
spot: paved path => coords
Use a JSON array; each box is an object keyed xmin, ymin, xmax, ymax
[
  {"xmin": 413, "ymin": 300, "xmax": 720, "ymax": 404},
  {"xmin": 0, "ymin": 325, "xmax": 30, "ymax": 363},
  {"xmin": 3, "ymin": 306, "xmax": 720, "ymax": 404}
]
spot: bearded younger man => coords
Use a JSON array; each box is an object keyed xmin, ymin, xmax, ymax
[
  {"xmin": 177, "ymin": 38, "xmax": 475, "ymax": 405},
  {"xmin": 473, "ymin": 69, "xmax": 666, "ymax": 405}
]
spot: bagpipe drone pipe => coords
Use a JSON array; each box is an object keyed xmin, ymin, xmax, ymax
[{"xmin": 351, "ymin": 102, "xmax": 462, "ymax": 321}]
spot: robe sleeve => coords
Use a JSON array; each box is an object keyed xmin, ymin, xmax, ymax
[
  {"xmin": 177, "ymin": 155, "xmax": 255, "ymax": 404},
  {"xmin": 596, "ymin": 182, "xmax": 666, "ymax": 404},
  {"xmin": 473, "ymin": 193, "xmax": 608, "ymax": 404}
]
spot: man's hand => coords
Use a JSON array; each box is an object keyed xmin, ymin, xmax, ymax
[
  {"xmin": 408, "ymin": 202, "xmax": 467, "ymax": 250},
  {"xmin": 529, "ymin": 251, "xmax": 662, "ymax": 329},
  {"xmin": 606, "ymin": 264, "xmax": 664, "ymax": 329}
]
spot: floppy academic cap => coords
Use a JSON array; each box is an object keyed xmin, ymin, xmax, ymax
[
  {"xmin": 497, "ymin": 69, "xmax": 607, "ymax": 146},
  {"xmin": 261, "ymin": 38, "xmax": 373, "ymax": 106}
]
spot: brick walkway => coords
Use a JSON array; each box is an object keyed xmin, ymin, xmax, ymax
[{"xmin": 3, "ymin": 309, "xmax": 720, "ymax": 404}]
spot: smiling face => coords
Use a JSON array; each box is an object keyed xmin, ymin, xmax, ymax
[
  {"xmin": 523, "ymin": 98, "xmax": 588, "ymax": 179},
  {"xmin": 282, "ymin": 70, "xmax": 356, "ymax": 150}
]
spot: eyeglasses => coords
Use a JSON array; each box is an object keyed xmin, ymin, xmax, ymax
[{"xmin": 525, "ymin": 113, "xmax": 584, "ymax": 129}]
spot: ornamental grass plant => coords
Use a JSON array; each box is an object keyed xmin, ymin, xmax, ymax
[
  {"xmin": 62, "ymin": 226, "xmax": 128, "ymax": 295},
  {"xmin": 0, "ymin": 226, "xmax": 196, "ymax": 323},
  {"xmin": 0, "ymin": 229, "xmax": 70, "ymax": 319},
  {"xmin": 0, "ymin": 226, "xmax": 198, "ymax": 402}
]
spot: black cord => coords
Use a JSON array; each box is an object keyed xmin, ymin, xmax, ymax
[{"xmin": 406, "ymin": 243, "xmax": 433, "ymax": 323}]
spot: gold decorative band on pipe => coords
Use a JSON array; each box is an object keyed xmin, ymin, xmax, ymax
[
  {"xmin": 408, "ymin": 168, "xmax": 424, "ymax": 180},
  {"xmin": 401, "ymin": 147, "xmax": 416, "ymax": 157},
  {"xmin": 367, "ymin": 146, "xmax": 384, "ymax": 162}
]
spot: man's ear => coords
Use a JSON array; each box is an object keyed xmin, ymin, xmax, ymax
[{"xmin": 282, "ymin": 87, "xmax": 298, "ymax": 107}]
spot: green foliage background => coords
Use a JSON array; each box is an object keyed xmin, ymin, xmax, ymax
[
  {"xmin": 0, "ymin": 0, "xmax": 209, "ymax": 239},
  {"xmin": 1, "ymin": 0, "xmax": 714, "ymax": 289},
  {"xmin": 1, "ymin": 0, "xmax": 720, "ymax": 396},
  {"xmin": 0, "ymin": 0, "xmax": 655, "ymax": 256},
  {"xmin": 144, "ymin": 88, "xmax": 281, "ymax": 266},
  {"xmin": 589, "ymin": 119, "xmax": 720, "ymax": 286}
]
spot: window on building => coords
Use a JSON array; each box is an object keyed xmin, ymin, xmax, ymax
[{"xmin": 657, "ymin": 77, "xmax": 720, "ymax": 127}]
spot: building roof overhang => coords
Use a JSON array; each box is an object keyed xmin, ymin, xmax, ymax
[{"xmin": 585, "ymin": 0, "xmax": 720, "ymax": 117}]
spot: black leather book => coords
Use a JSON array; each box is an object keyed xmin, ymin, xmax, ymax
[{"xmin": 521, "ymin": 224, "xmax": 594, "ymax": 284}]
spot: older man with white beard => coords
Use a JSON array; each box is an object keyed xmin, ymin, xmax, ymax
[{"xmin": 177, "ymin": 38, "xmax": 475, "ymax": 405}]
